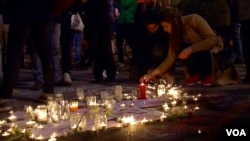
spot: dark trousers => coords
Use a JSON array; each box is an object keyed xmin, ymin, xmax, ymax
[
  {"xmin": 241, "ymin": 19, "xmax": 250, "ymax": 77},
  {"xmin": 60, "ymin": 22, "xmax": 74, "ymax": 74},
  {"xmin": 0, "ymin": 22, "xmax": 55, "ymax": 98},
  {"xmin": 87, "ymin": 22, "xmax": 116, "ymax": 81},
  {"xmin": 116, "ymin": 23, "xmax": 135, "ymax": 63},
  {"xmin": 185, "ymin": 51, "xmax": 212, "ymax": 77}
]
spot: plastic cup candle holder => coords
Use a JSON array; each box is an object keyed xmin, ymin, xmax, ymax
[
  {"xmin": 86, "ymin": 96, "xmax": 97, "ymax": 108},
  {"xmin": 69, "ymin": 101, "xmax": 79, "ymax": 112}
]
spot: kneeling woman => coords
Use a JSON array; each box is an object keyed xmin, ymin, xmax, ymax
[{"xmin": 141, "ymin": 7, "xmax": 239, "ymax": 86}]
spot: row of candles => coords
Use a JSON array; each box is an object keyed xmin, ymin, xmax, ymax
[{"xmin": 1, "ymin": 82, "xmax": 201, "ymax": 140}]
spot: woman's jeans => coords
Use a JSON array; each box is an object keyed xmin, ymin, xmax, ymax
[
  {"xmin": 28, "ymin": 23, "xmax": 61, "ymax": 83},
  {"xmin": 71, "ymin": 31, "xmax": 83, "ymax": 64}
]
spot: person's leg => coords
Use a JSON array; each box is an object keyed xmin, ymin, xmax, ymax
[
  {"xmin": 59, "ymin": 22, "xmax": 73, "ymax": 85},
  {"xmin": 241, "ymin": 19, "xmax": 250, "ymax": 82},
  {"xmin": 232, "ymin": 23, "xmax": 244, "ymax": 62},
  {"xmin": 184, "ymin": 51, "xmax": 212, "ymax": 85},
  {"xmin": 88, "ymin": 23, "xmax": 104, "ymax": 82},
  {"xmin": 0, "ymin": 14, "xmax": 3, "ymax": 82},
  {"xmin": 34, "ymin": 22, "xmax": 55, "ymax": 94},
  {"xmin": 99, "ymin": 23, "xmax": 116, "ymax": 81},
  {"xmin": 0, "ymin": 23, "xmax": 31, "ymax": 98},
  {"xmin": 27, "ymin": 31, "xmax": 44, "ymax": 83},
  {"xmin": 74, "ymin": 32, "xmax": 83, "ymax": 66},
  {"xmin": 115, "ymin": 23, "xmax": 125, "ymax": 65},
  {"xmin": 1, "ymin": 24, "xmax": 9, "ymax": 70},
  {"xmin": 52, "ymin": 22, "xmax": 61, "ymax": 82}
]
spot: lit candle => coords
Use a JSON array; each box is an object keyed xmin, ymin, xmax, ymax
[
  {"xmin": 162, "ymin": 103, "xmax": 170, "ymax": 112},
  {"xmin": 26, "ymin": 120, "xmax": 36, "ymax": 128},
  {"xmin": 120, "ymin": 103, "xmax": 125, "ymax": 109},
  {"xmin": 157, "ymin": 84, "xmax": 166, "ymax": 97},
  {"xmin": 0, "ymin": 120, "xmax": 6, "ymax": 126},
  {"xmin": 48, "ymin": 137, "xmax": 57, "ymax": 141},
  {"xmin": 36, "ymin": 105, "xmax": 48, "ymax": 124},
  {"xmin": 71, "ymin": 124, "xmax": 77, "ymax": 130},
  {"xmin": 8, "ymin": 114, "xmax": 17, "ymax": 122},
  {"xmin": 92, "ymin": 125, "xmax": 96, "ymax": 131},
  {"xmin": 139, "ymin": 82, "xmax": 146, "ymax": 99},
  {"xmin": 171, "ymin": 100, "xmax": 177, "ymax": 106},
  {"xmin": 69, "ymin": 101, "xmax": 78, "ymax": 112},
  {"xmin": 36, "ymin": 135, "xmax": 44, "ymax": 140},
  {"xmin": 2, "ymin": 131, "xmax": 10, "ymax": 137},
  {"xmin": 141, "ymin": 117, "xmax": 148, "ymax": 124},
  {"xmin": 100, "ymin": 122, "xmax": 107, "ymax": 129},
  {"xmin": 160, "ymin": 113, "xmax": 167, "ymax": 122}
]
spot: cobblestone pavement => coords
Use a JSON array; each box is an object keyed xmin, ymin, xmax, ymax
[{"xmin": 1, "ymin": 63, "xmax": 250, "ymax": 141}]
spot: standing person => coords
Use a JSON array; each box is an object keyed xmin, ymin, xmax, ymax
[
  {"xmin": 0, "ymin": 0, "xmax": 78, "ymax": 112},
  {"xmin": 85, "ymin": 0, "xmax": 117, "ymax": 82},
  {"xmin": 115, "ymin": 0, "xmax": 137, "ymax": 67},
  {"xmin": 59, "ymin": 0, "xmax": 85, "ymax": 86},
  {"xmin": 141, "ymin": 7, "xmax": 239, "ymax": 86},
  {"xmin": 0, "ymin": 0, "xmax": 7, "ymax": 83}
]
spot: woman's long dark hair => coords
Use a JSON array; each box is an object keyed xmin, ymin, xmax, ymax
[{"xmin": 159, "ymin": 7, "xmax": 183, "ymax": 52}]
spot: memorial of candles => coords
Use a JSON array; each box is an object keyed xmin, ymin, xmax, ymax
[{"xmin": 0, "ymin": 81, "xmax": 202, "ymax": 140}]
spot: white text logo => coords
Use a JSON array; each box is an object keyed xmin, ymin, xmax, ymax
[{"xmin": 226, "ymin": 129, "xmax": 246, "ymax": 136}]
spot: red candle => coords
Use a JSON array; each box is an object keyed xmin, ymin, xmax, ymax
[{"xmin": 139, "ymin": 82, "xmax": 146, "ymax": 99}]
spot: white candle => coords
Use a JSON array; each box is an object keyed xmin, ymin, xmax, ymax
[
  {"xmin": 48, "ymin": 137, "xmax": 57, "ymax": 141},
  {"xmin": 2, "ymin": 131, "xmax": 10, "ymax": 137},
  {"xmin": 141, "ymin": 117, "xmax": 148, "ymax": 123},
  {"xmin": 0, "ymin": 120, "xmax": 6, "ymax": 126},
  {"xmin": 36, "ymin": 135, "xmax": 44, "ymax": 140},
  {"xmin": 26, "ymin": 120, "xmax": 36, "ymax": 128},
  {"xmin": 8, "ymin": 114, "xmax": 17, "ymax": 122},
  {"xmin": 160, "ymin": 113, "xmax": 167, "ymax": 122}
]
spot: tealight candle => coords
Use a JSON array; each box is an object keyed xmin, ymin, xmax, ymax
[
  {"xmin": 0, "ymin": 120, "xmax": 6, "ymax": 126},
  {"xmin": 48, "ymin": 137, "xmax": 57, "ymax": 141},
  {"xmin": 8, "ymin": 114, "xmax": 17, "ymax": 122},
  {"xmin": 36, "ymin": 134, "xmax": 44, "ymax": 140},
  {"xmin": 171, "ymin": 100, "xmax": 177, "ymax": 106},
  {"xmin": 2, "ymin": 131, "xmax": 10, "ymax": 137},
  {"xmin": 26, "ymin": 120, "xmax": 36, "ymax": 128},
  {"xmin": 141, "ymin": 117, "xmax": 148, "ymax": 124},
  {"xmin": 86, "ymin": 96, "xmax": 96, "ymax": 107},
  {"xmin": 160, "ymin": 113, "xmax": 167, "ymax": 122}
]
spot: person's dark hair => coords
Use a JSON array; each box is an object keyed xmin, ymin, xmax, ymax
[
  {"xmin": 159, "ymin": 7, "xmax": 183, "ymax": 52},
  {"xmin": 142, "ymin": 9, "xmax": 160, "ymax": 24}
]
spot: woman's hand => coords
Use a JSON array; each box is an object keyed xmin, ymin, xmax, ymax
[
  {"xmin": 140, "ymin": 69, "xmax": 160, "ymax": 83},
  {"xmin": 178, "ymin": 47, "xmax": 193, "ymax": 59}
]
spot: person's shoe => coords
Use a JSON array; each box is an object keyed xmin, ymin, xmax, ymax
[
  {"xmin": 55, "ymin": 73, "xmax": 72, "ymax": 86},
  {"xmin": 30, "ymin": 80, "xmax": 43, "ymax": 91},
  {"xmin": 63, "ymin": 73, "xmax": 72, "ymax": 83},
  {"xmin": 0, "ymin": 99, "xmax": 11, "ymax": 112},
  {"xmin": 201, "ymin": 75, "xmax": 212, "ymax": 86},
  {"xmin": 184, "ymin": 74, "xmax": 201, "ymax": 85}
]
